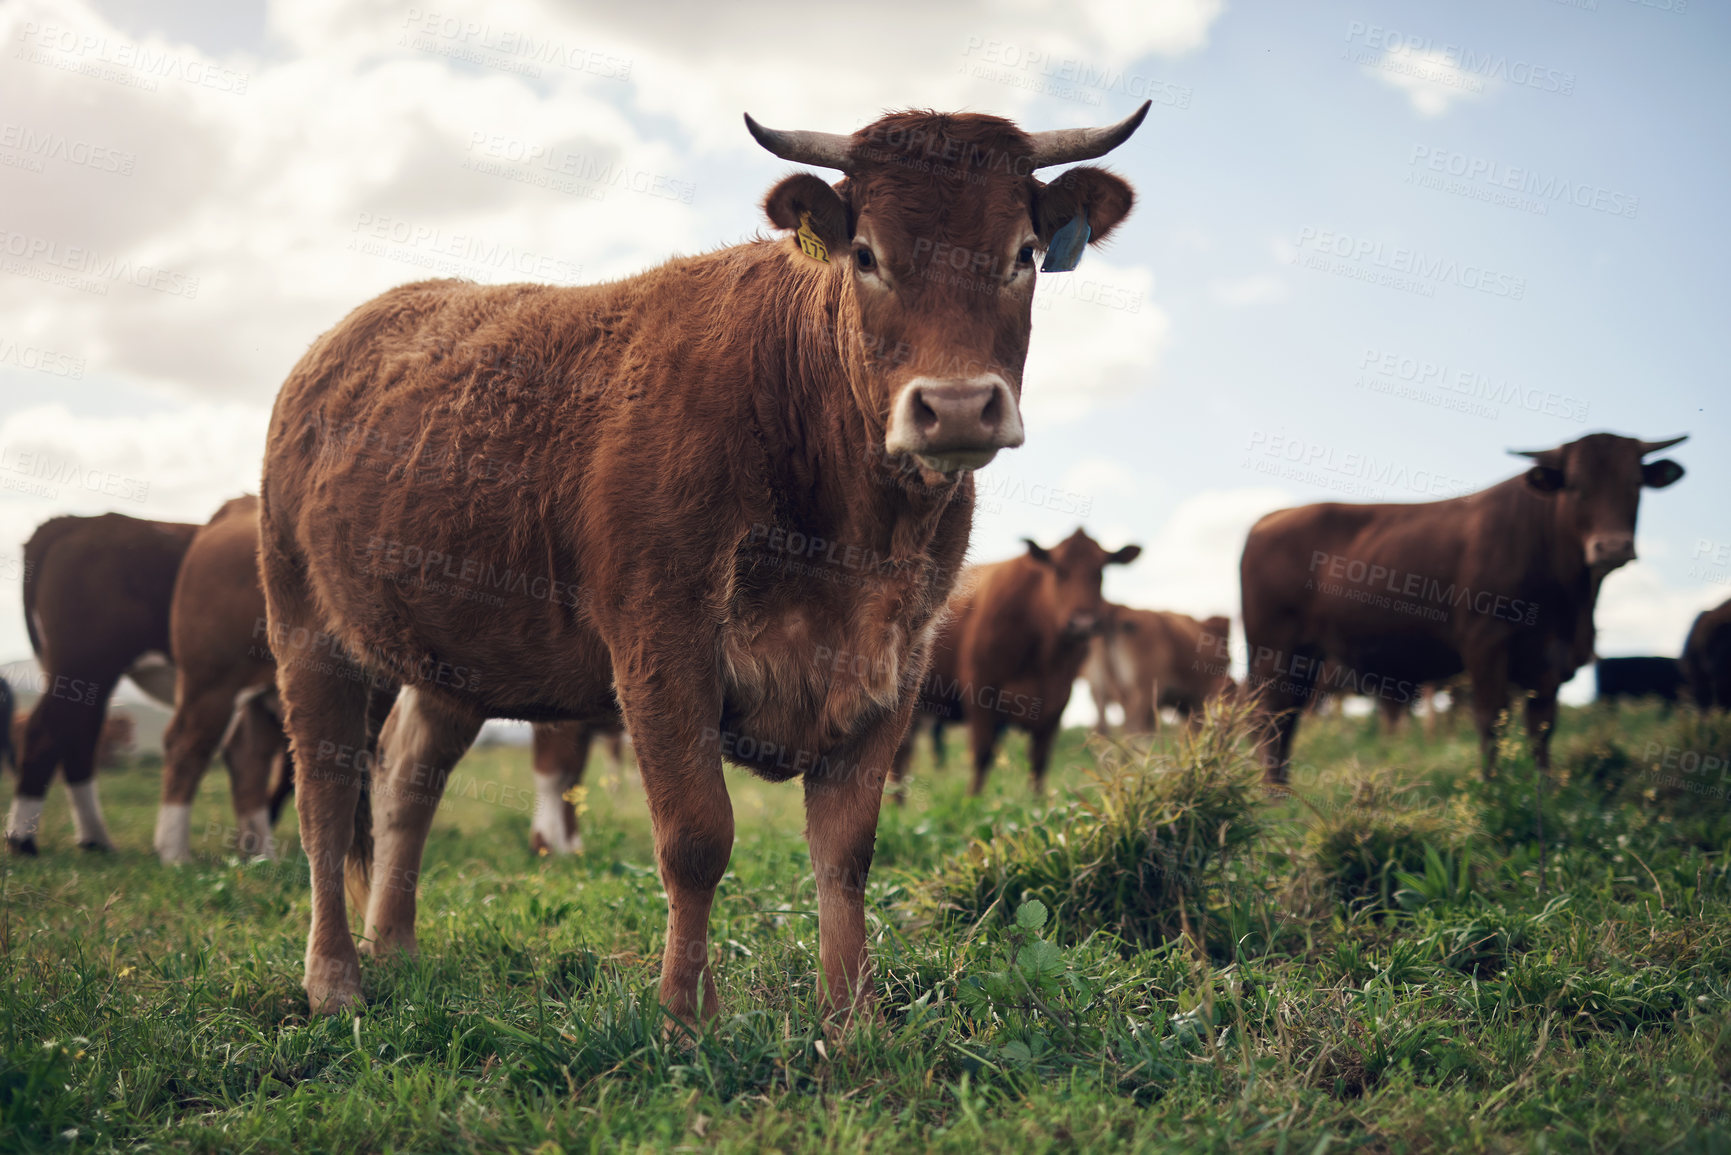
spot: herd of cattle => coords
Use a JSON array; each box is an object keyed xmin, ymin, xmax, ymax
[{"xmin": 1, "ymin": 102, "xmax": 1723, "ymax": 1028}]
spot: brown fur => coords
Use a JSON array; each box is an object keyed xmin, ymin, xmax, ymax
[
  {"xmin": 529, "ymin": 720, "xmax": 625, "ymax": 855},
  {"xmin": 1240, "ymin": 432, "xmax": 1686, "ymax": 781},
  {"xmin": 257, "ymin": 108, "xmax": 1142, "ymax": 1023}
]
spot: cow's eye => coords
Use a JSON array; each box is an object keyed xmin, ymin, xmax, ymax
[
  {"xmin": 1017, "ymin": 244, "xmax": 1036, "ymax": 265},
  {"xmin": 854, "ymin": 246, "xmax": 876, "ymax": 272}
]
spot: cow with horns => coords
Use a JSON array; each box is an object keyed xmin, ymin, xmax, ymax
[{"xmin": 259, "ymin": 104, "xmax": 1150, "ymax": 1027}]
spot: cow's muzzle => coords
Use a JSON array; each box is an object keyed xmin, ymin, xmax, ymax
[
  {"xmin": 884, "ymin": 374, "xmax": 1025, "ymax": 473},
  {"xmin": 1585, "ymin": 533, "xmax": 1636, "ymax": 570}
]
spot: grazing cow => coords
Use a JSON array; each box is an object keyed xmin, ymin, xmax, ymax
[
  {"xmin": 8, "ymin": 514, "xmax": 197, "ymax": 853},
  {"xmin": 257, "ymin": 104, "xmax": 1149, "ymax": 1023},
  {"xmin": 1682, "ymin": 597, "xmax": 1731, "ymax": 710},
  {"xmin": 528, "ymin": 720, "xmax": 626, "ymax": 856},
  {"xmin": 897, "ymin": 530, "xmax": 1141, "ymax": 796},
  {"xmin": 155, "ymin": 496, "xmax": 294, "ymax": 863},
  {"xmin": 1594, "ymin": 656, "xmax": 1683, "ymax": 706},
  {"xmin": 1084, "ymin": 607, "xmax": 1233, "ymax": 733},
  {"xmin": 1242, "ymin": 433, "xmax": 1687, "ymax": 782}
]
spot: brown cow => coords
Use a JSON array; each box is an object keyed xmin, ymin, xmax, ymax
[
  {"xmin": 1241, "ymin": 432, "xmax": 1687, "ymax": 782},
  {"xmin": 155, "ymin": 496, "xmax": 292, "ymax": 863},
  {"xmin": 256, "ymin": 105, "xmax": 1149, "ymax": 1023},
  {"xmin": 1085, "ymin": 607, "xmax": 1233, "ymax": 733},
  {"xmin": 8, "ymin": 514, "xmax": 195, "ymax": 853},
  {"xmin": 1682, "ymin": 596, "xmax": 1731, "ymax": 710},
  {"xmin": 897, "ymin": 530, "xmax": 1141, "ymax": 796},
  {"xmin": 528, "ymin": 720, "xmax": 626, "ymax": 856}
]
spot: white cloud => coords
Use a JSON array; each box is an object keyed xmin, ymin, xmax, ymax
[
  {"xmin": 1367, "ymin": 47, "xmax": 1490, "ymax": 118},
  {"xmin": 1209, "ymin": 273, "xmax": 1289, "ymax": 307},
  {"xmin": 1023, "ymin": 258, "xmax": 1168, "ymax": 423}
]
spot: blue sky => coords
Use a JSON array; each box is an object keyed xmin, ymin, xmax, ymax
[{"xmin": 0, "ymin": 0, "xmax": 1723, "ymax": 714}]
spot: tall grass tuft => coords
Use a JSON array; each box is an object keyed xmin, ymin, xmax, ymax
[
  {"xmin": 903, "ymin": 695, "xmax": 1268, "ymax": 950},
  {"xmin": 1294, "ymin": 760, "xmax": 1479, "ymax": 912}
]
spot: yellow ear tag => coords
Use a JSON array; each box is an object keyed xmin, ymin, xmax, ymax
[{"xmin": 796, "ymin": 211, "xmax": 829, "ymax": 263}]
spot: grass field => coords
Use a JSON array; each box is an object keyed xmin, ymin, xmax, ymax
[{"xmin": 5, "ymin": 700, "xmax": 1731, "ymax": 1152}]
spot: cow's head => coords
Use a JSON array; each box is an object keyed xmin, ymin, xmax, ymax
[
  {"xmin": 1514, "ymin": 432, "xmax": 1687, "ymax": 572},
  {"xmin": 746, "ymin": 104, "xmax": 1147, "ymax": 479},
  {"xmin": 1024, "ymin": 528, "xmax": 1141, "ymax": 642}
]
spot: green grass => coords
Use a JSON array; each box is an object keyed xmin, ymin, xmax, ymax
[{"xmin": 6, "ymin": 702, "xmax": 1731, "ymax": 1152}]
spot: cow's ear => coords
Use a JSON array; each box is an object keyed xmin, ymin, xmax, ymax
[
  {"xmin": 1524, "ymin": 465, "xmax": 1565, "ymax": 493},
  {"xmin": 1035, "ymin": 166, "xmax": 1135, "ymax": 245},
  {"xmin": 763, "ymin": 173, "xmax": 850, "ymax": 252},
  {"xmin": 1107, "ymin": 544, "xmax": 1142, "ymax": 565},
  {"xmin": 1643, "ymin": 459, "xmax": 1685, "ymax": 488},
  {"xmin": 1023, "ymin": 538, "xmax": 1053, "ymax": 565}
]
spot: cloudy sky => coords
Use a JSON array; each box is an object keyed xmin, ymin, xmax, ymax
[{"xmin": 1, "ymin": 0, "xmax": 1724, "ymax": 716}]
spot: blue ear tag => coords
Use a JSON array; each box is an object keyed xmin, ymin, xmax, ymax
[{"xmin": 1041, "ymin": 212, "xmax": 1090, "ymax": 272}]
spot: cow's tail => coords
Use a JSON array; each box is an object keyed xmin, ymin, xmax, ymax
[
  {"xmin": 344, "ymin": 771, "xmax": 373, "ymax": 918},
  {"xmin": 20, "ymin": 516, "xmax": 85, "ymax": 657}
]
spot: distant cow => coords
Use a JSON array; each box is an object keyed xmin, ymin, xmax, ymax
[
  {"xmin": 897, "ymin": 530, "xmax": 1141, "ymax": 796},
  {"xmin": 8, "ymin": 514, "xmax": 197, "ymax": 853},
  {"xmin": 1242, "ymin": 433, "xmax": 1687, "ymax": 782},
  {"xmin": 1683, "ymin": 597, "xmax": 1731, "ymax": 710},
  {"xmin": 528, "ymin": 720, "xmax": 626, "ymax": 856},
  {"xmin": 1595, "ymin": 656, "xmax": 1683, "ymax": 706},
  {"xmin": 155, "ymin": 496, "xmax": 294, "ymax": 864},
  {"xmin": 1084, "ymin": 607, "xmax": 1233, "ymax": 733},
  {"xmin": 257, "ymin": 104, "xmax": 1148, "ymax": 1024}
]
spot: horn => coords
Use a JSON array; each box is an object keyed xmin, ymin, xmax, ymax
[
  {"xmin": 743, "ymin": 113, "xmax": 852, "ymax": 171},
  {"xmin": 1639, "ymin": 434, "xmax": 1688, "ymax": 454},
  {"xmin": 1027, "ymin": 100, "xmax": 1152, "ymax": 168}
]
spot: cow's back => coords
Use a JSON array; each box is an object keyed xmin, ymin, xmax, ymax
[
  {"xmin": 170, "ymin": 496, "xmax": 270, "ymax": 683},
  {"xmin": 24, "ymin": 514, "xmax": 197, "ymax": 674}
]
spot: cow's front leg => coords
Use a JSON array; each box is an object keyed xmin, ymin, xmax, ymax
[
  {"xmin": 804, "ymin": 721, "xmax": 898, "ymax": 1027},
  {"xmin": 613, "ymin": 654, "xmax": 731, "ymax": 1032}
]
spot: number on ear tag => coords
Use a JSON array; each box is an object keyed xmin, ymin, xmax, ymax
[
  {"xmin": 796, "ymin": 211, "xmax": 829, "ymax": 263},
  {"xmin": 1041, "ymin": 212, "xmax": 1090, "ymax": 273}
]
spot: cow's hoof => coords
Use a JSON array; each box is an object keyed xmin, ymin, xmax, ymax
[
  {"xmin": 77, "ymin": 840, "xmax": 113, "ymax": 854},
  {"xmin": 305, "ymin": 955, "xmax": 364, "ymax": 1015},
  {"xmin": 6, "ymin": 835, "xmax": 38, "ymax": 857}
]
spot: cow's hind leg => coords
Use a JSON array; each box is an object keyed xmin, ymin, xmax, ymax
[
  {"xmin": 270, "ymin": 615, "xmax": 374, "ymax": 1014},
  {"xmin": 58, "ymin": 686, "xmax": 117, "ymax": 852},
  {"xmin": 529, "ymin": 722, "xmax": 592, "ymax": 855},
  {"xmin": 157, "ymin": 685, "xmax": 238, "ymax": 863},
  {"xmin": 362, "ymin": 688, "xmax": 481, "ymax": 957},
  {"xmin": 221, "ymin": 691, "xmax": 285, "ymax": 860}
]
